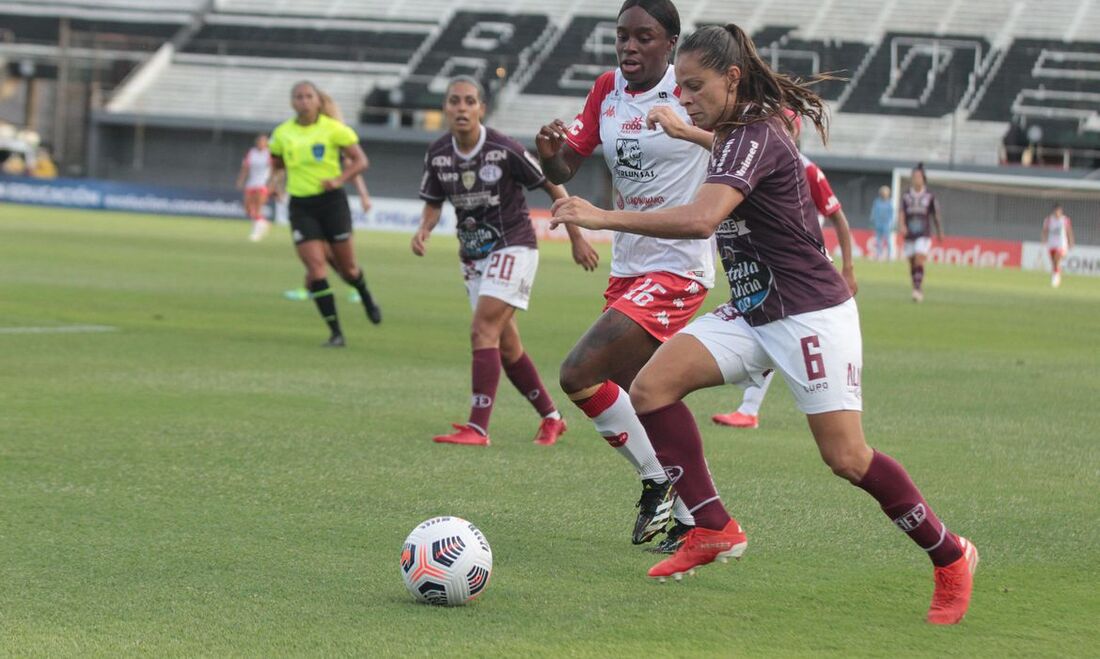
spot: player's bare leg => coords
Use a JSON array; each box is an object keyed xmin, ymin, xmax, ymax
[
  {"xmin": 808, "ymin": 411, "xmax": 977, "ymax": 624},
  {"xmin": 329, "ymin": 239, "xmax": 381, "ymax": 323},
  {"xmin": 561, "ymin": 310, "xmax": 694, "ymax": 543},
  {"xmin": 296, "ymin": 240, "xmax": 343, "ymax": 346},
  {"xmin": 499, "ymin": 317, "xmax": 565, "ymax": 445},
  {"xmin": 1050, "ymin": 250, "xmax": 1063, "ymax": 287}
]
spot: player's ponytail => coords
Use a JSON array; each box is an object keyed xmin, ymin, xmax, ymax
[{"xmin": 677, "ymin": 23, "xmax": 832, "ymax": 143}]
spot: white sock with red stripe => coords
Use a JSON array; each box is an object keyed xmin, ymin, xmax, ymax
[{"xmin": 577, "ymin": 381, "xmax": 666, "ymax": 481}]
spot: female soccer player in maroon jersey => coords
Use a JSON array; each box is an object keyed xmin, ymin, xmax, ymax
[
  {"xmin": 536, "ymin": 0, "xmax": 714, "ymax": 551},
  {"xmin": 551, "ymin": 23, "xmax": 977, "ymax": 625},
  {"xmin": 413, "ymin": 77, "xmax": 599, "ymax": 447},
  {"xmin": 898, "ymin": 163, "xmax": 944, "ymax": 302}
]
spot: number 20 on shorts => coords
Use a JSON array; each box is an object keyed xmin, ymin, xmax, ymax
[{"xmin": 486, "ymin": 253, "xmax": 515, "ymax": 282}]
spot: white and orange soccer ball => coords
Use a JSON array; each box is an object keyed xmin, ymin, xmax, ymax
[{"xmin": 400, "ymin": 516, "xmax": 492, "ymax": 606}]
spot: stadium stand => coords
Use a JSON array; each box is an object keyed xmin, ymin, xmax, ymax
[{"xmin": 10, "ymin": 0, "xmax": 1095, "ymax": 166}]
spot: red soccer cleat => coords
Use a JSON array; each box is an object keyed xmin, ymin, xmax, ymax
[
  {"xmin": 927, "ymin": 535, "xmax": 979, "ymax": 625},
  {"xmin": 432, "ymin": 424, "xmax": 490, "ymax": 446},
  {"xmin": 711, "ymin": 411, "xmax": 759, "ymax": 429},
  {"xmin": 533, "ymin": 417, "xmax": 567, "ymax": 445},
  {"xmin": 648, "ymin": 519, "xmax": 748, "ymax": 582}
]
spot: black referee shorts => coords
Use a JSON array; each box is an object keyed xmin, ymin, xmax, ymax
[{"xmin": 289, "ymin": 189, "xmax": 353, "ymax": 245}]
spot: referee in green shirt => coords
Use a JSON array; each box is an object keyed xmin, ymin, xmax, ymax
[{"xmin": 270, "ymin": 80, "xmax": 382, "ymax": 347}]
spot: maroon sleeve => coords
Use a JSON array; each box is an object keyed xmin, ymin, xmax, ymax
[
  {"xmin": 705, "ymin": 123, "xmax": 776, "ymax": 197},
  {"xmin": 418, "ymin": 151, "xmax": 445, "ymax": 203},
  {"xmin": 503, "ymin": 138, "xmax": 547, "ymax": 190}
]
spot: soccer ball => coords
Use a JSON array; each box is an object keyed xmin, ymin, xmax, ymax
[{"xmin": 400, "ymin": 516, "xmax": 492, "ymax": 606}]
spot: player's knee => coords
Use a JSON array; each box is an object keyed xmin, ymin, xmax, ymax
[
  {"xmin": 469, "ymin": 321, "xmax": 502, "ymax": 349},
  {"xmin": 822, "ymin": 447, "xmax": 870, "ymax": 483},
  {"xmin": 628, "ymin": 375, "xmax": 670, "ymax": 415},
  {"xmin": 558, "ymin": 350, "xmax": 594, "ymax": 395}
]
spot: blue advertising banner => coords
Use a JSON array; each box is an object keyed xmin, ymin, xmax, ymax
[{"xmin": 0, "ymin": 175, "xmax": 245, "ymax": 218}]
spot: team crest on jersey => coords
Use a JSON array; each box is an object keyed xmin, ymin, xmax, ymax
[
  {"xmin": 311, "ymin": 144, "xmax": 325, "ymax": 161},
  {"xmin": 479, "ymin": 164, "xmax": 503, "ymax": 184},
  {"xmin": 614, "ymin": 139, "xmax": 656, "ymax": 181},
  {"xmin": 462, "ymin": 170, "xmax": 477, "ymax": 190}
]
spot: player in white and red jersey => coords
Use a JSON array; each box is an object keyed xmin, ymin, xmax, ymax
[
  {"xmin": 237, "ymin": 135, "xmax": 273, "ymax": 242},
  {"xmin": 712, "ymin": 111, "xmax": 858, "ymax": 430},
  {"xmin": 1041, "ymin": 202, "xmax": 1075, "ymax": 287},
  {"xmin": 536, "ymin": 0, "xmax": 713, "ymax": 552},
  {"xmin": 898, "ymin": 163, "xmax": 944, "ymax": 302}
]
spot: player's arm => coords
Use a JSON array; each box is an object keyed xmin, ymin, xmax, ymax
[
  {"xmin": 323, "ymin": 144, "xmax": 367, "ymax": 191},
  {"xmin": 824, "ymin": 208, "xmax": 858, "ymax": 295},
  {"xmin": 646, "ymin": 106, "xmax": 713, "ymax": 149},
  {"xmin": 411, "ymin": 202, "xmax": 443, "ymax": 256},
  {"xmin": 931, "ymin": 209, "xmax": 945, "ymax": 241},
  {"xmin": 235, "ymin": 160, "xmax": 248, "ymax": 190},
  {"xmin": 1067, "ymin": 220, "xmax": 1075, "ymax": 250},
  {"xmin": 541, "ymin": 180, "xmax": 599, "ymax": 272},
  {"xmin": 551, "ymin": 184, "xmax": 740, "ymax": 239},
  {"xmin": 896, "ymin": 206, "xmax": 907, "ymax": 241},
  {"xmin": 536, "ymin": 120, "xmax": 586, "ymax": 184}
]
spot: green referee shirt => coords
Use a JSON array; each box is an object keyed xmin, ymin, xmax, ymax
[{"xmin": 269, "ymin": 114, "xmax": 359, "ymax": 198}]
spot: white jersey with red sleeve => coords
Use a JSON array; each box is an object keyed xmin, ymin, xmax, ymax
[
  {"xmin": 799, "ymin": 153, "xmax": 841, "ymax": 220},
  {"xmin": 243, "ymin": 147, "xmax": 272, "ymax": 190},
  {"xmin": 1044, "ymin": 214, "xmax": 1072, "ymax": 250},
  {"xmin": 565, "ymin": 65, "xmax": 714, "ymax": 288}
]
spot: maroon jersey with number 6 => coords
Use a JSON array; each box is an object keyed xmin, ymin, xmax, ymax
[
  {"xmin": 706, "ymin": 116, "xmax": 852, "ymax": 326},
  {"xmin": 419, "ymin": 126, "xmax": 545, "ymax": 260}
]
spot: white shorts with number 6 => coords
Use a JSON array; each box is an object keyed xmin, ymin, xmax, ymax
[
  {"xmin": 462, "ymin": 246, "xmax": 539, "ymax": 311},
  {"xmin": 680, "ymin": 298, "xmax": 862, "ymax": 414}
]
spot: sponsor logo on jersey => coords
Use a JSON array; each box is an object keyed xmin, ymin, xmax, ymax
[
  {"xmin": 847, "ymin": 363, "xmax": 861, "ymax": 387},
  {"xmin": 462, "ymin": 170, "xmax": 477, "ymax": 190},
  {"xmin": 733, "ymin": 140, "xmax": 760, "ymax": 177},
  {"xmin": 614, "ymin": 139, "xmax": 656, "ymax": 181},
  {"xmin": 451, "ymin": 191, "xmax": 501, "ymax": 210},
  {"xmin": 615, "ymin": 191, "xmax": 625, "ymax": 209},
  {"xmin": 432, "ymin": 155, "xmax": 452, "ymax": 167},
  {"xmin": 478, "ymin": 164, "xmax": 503, "ymax": 184},
  {"xmin": 716, "ymin": 217, "xmax": 751, "ymax": 238},
  {"xmin": 483, "ymin": 149, "xmax": 508, "ymax": 163},
  {"xmin": 625, "ymin": 194, "xmax": 666, "ymax": 209},
  {"xmin": 722, "ymin": 246, "xmax": 772, "ymax": 313},
  {"xmin": 620, "ymin": 116, "xmax": 644, "ymax": 134},
  {"xmin": 438, "ymin": 172, "xmax": 459, "ymax": 182}
]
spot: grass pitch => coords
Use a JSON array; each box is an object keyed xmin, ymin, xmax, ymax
[{"xmin": 1, "ymin": 204, "xmax": 1098, "ymax": 656}]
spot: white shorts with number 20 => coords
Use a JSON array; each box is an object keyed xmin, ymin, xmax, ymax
[
  {"xmin": 680, "ymin": 298, "xmax": 863, "ymax": 414},
  {"xmin": 462, "ymin": 246, "xmax": 539, "ymax": 311}
]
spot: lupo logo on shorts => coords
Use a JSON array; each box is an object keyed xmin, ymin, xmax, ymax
[{"xmin": 311, "ymin": 144, "xmax": 325, "ymax": 161}]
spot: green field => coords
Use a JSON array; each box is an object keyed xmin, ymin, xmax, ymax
[{"xmin": 2, "ymin": 204, "xmax": 1098, "ymax": 656}]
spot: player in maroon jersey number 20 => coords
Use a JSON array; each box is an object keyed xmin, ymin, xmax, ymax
[
  {"xmin": 537, "ymin": 0, "xmax": 716, "ymax": 552},
  {"xmin": 551, "ymin": 24, "xmax": 977, "ymax": 625},
  {"xmin": 414, "ymin": 76, "xmax": 600, "ymax": 447}
]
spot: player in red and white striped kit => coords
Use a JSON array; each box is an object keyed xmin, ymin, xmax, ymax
[
  {"xmin": 536, "ymin": 0, "xmax": 713, "ymax": 551},
  {"xmin": 712, "ymin": 112, "xmax": 858, "ymax": 429},
  {"xmin": 1041, "ymin": 202, "xmax": 1075, "ymax": 287}
]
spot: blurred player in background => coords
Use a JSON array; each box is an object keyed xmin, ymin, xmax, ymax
[
  {"xmin": 270, "ymin": 80, "xmax": 382, "ymax": 346},
  {"xmin": 414, "ymin": 76, "xmax": 598, "ymax": 447},
  {"xmin": 1041, "ymin": 202, "xmax": 1074, "ymax": 287},
  {"xmin": 898, "ymin": 163, "xmax": 943, "ymax": 302},
  {"xmin": 237, "ymin": 134, "xmax": 273, "ymax": 242},
  {"xmin": 551, "ymin": 22, "xmax": 977, "ymax": 625},
  {"xmin": 712, "ymin": 111, "xmax": 857, "ymax": 430},
  {"xmin": 537, "ymin": 0, "xmax": 711, "ymax": 552},
  {"xmin": 870, "ymin": 185, "xmax": 894, "ymax": 261}
]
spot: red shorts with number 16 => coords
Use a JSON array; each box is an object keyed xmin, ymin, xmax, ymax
[{"xmin": 602, "ymin": 271, "xmax": 710, "ymax": 342}]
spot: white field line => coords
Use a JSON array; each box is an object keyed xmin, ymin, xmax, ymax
[{"xmin": 0, "ymin": 325, "xmax": 119, "ymax": 335}]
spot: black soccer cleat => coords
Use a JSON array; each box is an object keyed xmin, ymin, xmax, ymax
[
  {"xmin": 322, "ymin": 334, "xmax": 346, "ymax": 348},
  {"xmin": 649, "ymin": 520, "xmax": 694, "ymax": 554},
  {"xmin": 633, "ymin": 478, "xmax": 674, "ymax": 544},
  {"xmin": 366, "ymin": 302, "xmax": 382, "ymax": 325}
]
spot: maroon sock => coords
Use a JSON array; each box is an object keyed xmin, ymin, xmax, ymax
[
  {"xmin": 468, "ymin": 348, "xmax": 501, "ymax": 435},
  {"xmin": 856, "ymin": 450, "xmax": 962, "ymax": 567},
  {"xmin": 912, "ymin": 265, "xmax": 925, "ymax": 291},
  {"xmin": 502, "ymin": 352, "xmax": 556, "ymax": 417},
  {"xmin": 637, "ymin": 402, "xmax": 731, "ymax": 530}
]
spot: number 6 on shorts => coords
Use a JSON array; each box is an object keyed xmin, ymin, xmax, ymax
[{"xmin": 800, "ymin": 335, "xmax": 826, "ymax": 381}]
